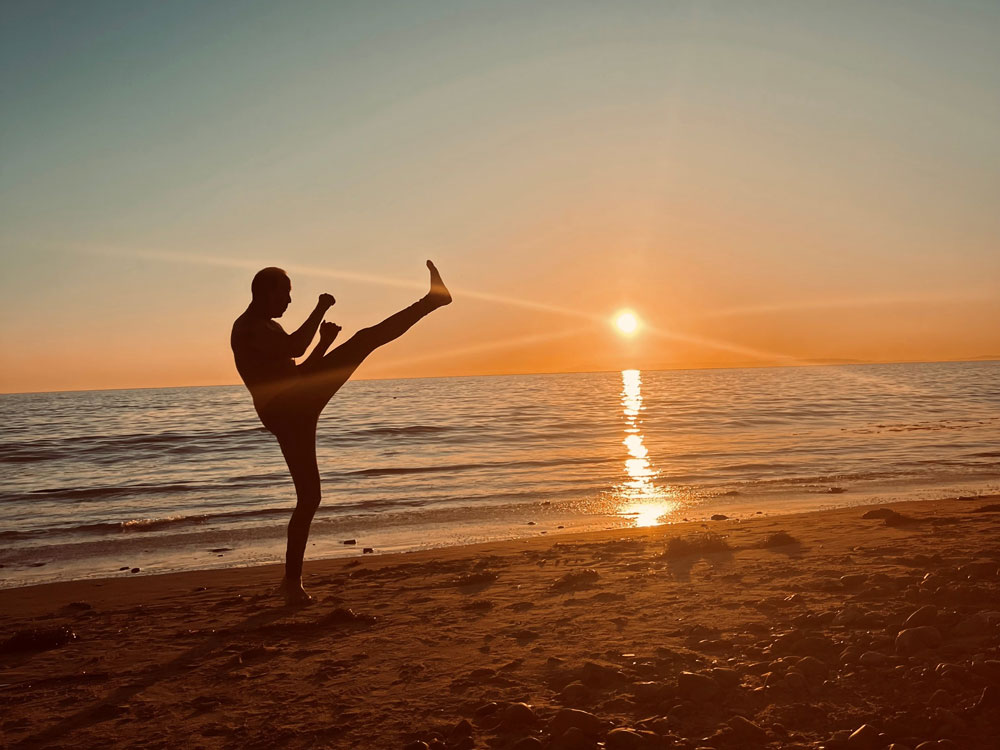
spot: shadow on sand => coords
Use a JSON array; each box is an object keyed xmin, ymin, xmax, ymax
[{"xmin": 16, "ymin": 601, "xmax": 376, "ymax": 748}]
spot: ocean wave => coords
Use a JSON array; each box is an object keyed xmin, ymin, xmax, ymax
[
  {"xmin": 15, "ymin": 482, "xmax": 218, "ymax": 503},
  {"xmin": 0, "ymin": 427, "xmax": 267, "ymax": 464},
  {"xmin": 0, "ymin": 455, "xmax": 612, "ymax": 504},
  {"xmin": 339, "ymin": 455, "xmax": 615, "ymax": 478},
  {"xmin": 0, "ymin": 475, "xmax": 284, "ymax": 505},
  {"xmin": 0, "ymin": 506, "xmax": 294, "ymax": 541},
  {"xmin": 0, "ymin": 485, "xmax": 582, "ymax": 543},
  {"xmin": 0, "ymin": 423, "xmax": 482, "ymax": 464},
  {"xmin": 0, "ymin": 449, "xmax": 65, "ymax": 463},
  {"xmin": 340, "ymin": 424, "xmax": 455, "ymax": 438}
]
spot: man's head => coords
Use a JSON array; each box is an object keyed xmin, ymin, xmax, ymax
[{"xmin": 251, "ymin": 267, "xmax": 291, "ymax": 318}]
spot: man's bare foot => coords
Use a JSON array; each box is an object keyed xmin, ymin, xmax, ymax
[
  {"xmin": 277, "ymin": 578, "xmax": 314, "ymax": 607},
  {"xmin": 425, "ymin": 260, "xmax": 452, "ymax": 308}
]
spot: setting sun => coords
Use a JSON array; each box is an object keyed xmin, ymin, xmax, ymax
[{"xmin": 614, "ymin": 310, "xmax": 640, "ymax": 336}]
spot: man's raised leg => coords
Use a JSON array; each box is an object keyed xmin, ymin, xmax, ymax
[
  {"xmin": 305, "ymin": 261, "xmax": 452, "ymax": 406},
  {"xmin": 348, "ymin": 260, "xmax": 451, "ymax": 353}
]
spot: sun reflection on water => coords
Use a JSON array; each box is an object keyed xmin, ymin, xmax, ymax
[{"xmin": 615, "ymin": 369, "xmax": 679, "ymax": 526}]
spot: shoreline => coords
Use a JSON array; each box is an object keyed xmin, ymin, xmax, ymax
[
  {"xmin": 4, "ymin": 493, "xmax": 997, "ymax": 608},
  {"xmin": 4, "ymin": 481, "xmax": 998, "ymax": 590},
  {"xmin": 2, "ymin": 495, "xmax": 999, "ymax": 748}
]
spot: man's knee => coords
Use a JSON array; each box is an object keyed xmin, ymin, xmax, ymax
[
  {"xmin": 290, "ymin": 474, "xmax": 321, "ymax": 500},
  {"xmin": 291, "ymin": 494, "xmax": 321, "ymax": 519}
]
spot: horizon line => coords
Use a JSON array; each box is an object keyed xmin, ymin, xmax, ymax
[{"xmin": 2, "ymin": 356, "xmax": 997, "ymax": 397}]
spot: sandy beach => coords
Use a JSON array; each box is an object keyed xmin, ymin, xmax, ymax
[{"xmin": 2, "ymin": 496, "xmax": 998, "ymax": 750}]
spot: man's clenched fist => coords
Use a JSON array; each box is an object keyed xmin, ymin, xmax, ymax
[{"xmin": 319, "ymin": 321, "xmax": 342, "ymax": 343}]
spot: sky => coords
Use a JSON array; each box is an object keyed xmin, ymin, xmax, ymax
[{"xmin": 1, "ymin": 0, "xmax": 998, "ymax": 393}]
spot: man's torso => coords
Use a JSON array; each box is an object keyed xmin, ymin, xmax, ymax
[{"xmin": 231, "ymin": 312, "xmax": 298, "ymax": 409}]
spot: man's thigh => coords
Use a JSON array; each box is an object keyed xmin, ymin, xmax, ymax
[
  {"xmin": 322, "ymin": 331, "xmax": 375, "ymax": 372},
  {"xmin": 259, "ymin": 388, "xmax": 318, "ymax": 438},
  {"xmin": 296, "ymin": 333, "xmax": 374, "ymax": 401}
]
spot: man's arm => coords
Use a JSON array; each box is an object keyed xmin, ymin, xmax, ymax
[
  {"xmin": 288, "ymin": 293, "xmax": 335, "ymax": 357},
  {"xmin": 299, "ymin": 321, "xmax": 342, "ymax": 372}
]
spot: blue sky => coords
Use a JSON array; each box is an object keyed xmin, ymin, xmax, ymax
[{"xmin": 2, "ymin": 1, "xmax": 998, "ymax": 391}]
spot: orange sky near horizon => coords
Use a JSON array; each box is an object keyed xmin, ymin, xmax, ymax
[{"xmin": 1, "ymin": 1, "xmax": 999, "ymax": 394}]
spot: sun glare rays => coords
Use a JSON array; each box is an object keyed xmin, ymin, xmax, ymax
[
  {"xmin": 80, "ymin": 245, "xmax": 952, "ymax": 392},
  {"xmin": 692, "ymin": 290, "xmax": 999, "ymax": 320},
  {"xmin": 370, "ymin": 326, "xmax": 595, "ymax": 370},
  {"xmin": 97, "ymin": 244, "xmax": 805, "ymax": 362},
  {"xmin": 87, "ymin": 245, "xmax": 612, "ymax": 323}
]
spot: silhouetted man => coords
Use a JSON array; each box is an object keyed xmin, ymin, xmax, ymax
[{"xmin": 232, "ymin": 261, "xmax": 451, "ymax": 604}]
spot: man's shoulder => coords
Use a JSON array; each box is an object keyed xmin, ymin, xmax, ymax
[
  {"xmin": 232, "ymin": 313, "xmax": 288, "ymax": 353},
  {"xmin": 233, "ymin": 313, "xmax": 285, "ymax": 333},
  {"xmin": 231, "ymin": 312, "xmax": 255, "ymax": 341}
]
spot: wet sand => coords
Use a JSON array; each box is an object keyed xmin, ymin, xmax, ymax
[{"xmin": 2, "ymin": 497, "xmax": 998, "ymax": 750}]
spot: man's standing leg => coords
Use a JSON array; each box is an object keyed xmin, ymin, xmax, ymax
[{"xmin": 274, "ymin": 414, "xmax": 321, "ymax": 605}]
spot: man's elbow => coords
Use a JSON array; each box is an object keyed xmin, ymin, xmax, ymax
[{"xmin": 287, "ymin": 336, "xmax": 308, "ymax": 358}]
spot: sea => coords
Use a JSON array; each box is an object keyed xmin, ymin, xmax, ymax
[{"xmin": 2, "ymin": 361, "xmax": 998, "ymax": 588}]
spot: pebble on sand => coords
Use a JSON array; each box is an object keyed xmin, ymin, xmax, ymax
[
  {"xmin": 759, "ymin": 531, "xmax": 798, "ymax": 548},
  {"xmin": 548, "ymin": 707, "xmax": 603, "ymax": 736},
  {"xmin": 501, "ymin": 702, "xmax": 538, "ymax": 729},
  {"xmin": 560, "ymin": 681, "xmax": 590, "ymax": 705},
  {"xmin": 903, "ymin": 604, "xmax": 937, "ymax": 628},
  {"xmin": 447, "ymin": 718, "xmax": 473, "ymax": 744},
  {"xmin": 581, "ymin": 661, "xmax": 625, "ymax": 688},
  {"xmin": 727, "ymin": 715, "xmax": 768, "ymax": 742},
  {"xmin": 677, "ymin": 671, "xmax": 719, "ymax": 701},
  {"xmin": 862, "ymin": 508, "xmax": 896, "ymax": 520},
  {"xmin": 605, "ymin": 727, "xmax": 646, "ymax": 749},
  {"xmin": 551, "ymin": 569, "xmax": 600, "ymax": 591},
  {"xmin": 859, "ymin": 651, "xmax": 889, "ymax": 666},
  {"xmin": 895, "ymin": 626, "xmax": 942, "ymax": 655},
  {"xmin": 834, "ymin": 605, "xmax": 865, "ymax": 625}
]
